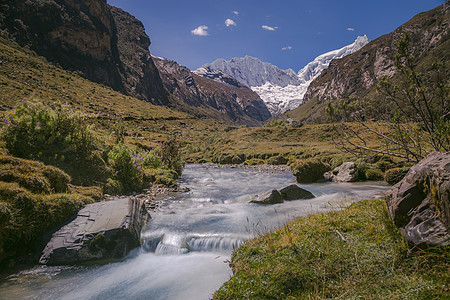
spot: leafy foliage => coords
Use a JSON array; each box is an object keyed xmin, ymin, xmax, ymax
[{"xmin": 1, "ymin": 99, "xmax": 109, "ymax": 184}]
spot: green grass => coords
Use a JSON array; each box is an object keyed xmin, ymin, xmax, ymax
[
  {"xmin": 214, "ymin": 200, "xmax": 450, "ymax": 299},
  {"xmin": 0, "ymin": 154, "xmax": 96, "ymax": 264}
]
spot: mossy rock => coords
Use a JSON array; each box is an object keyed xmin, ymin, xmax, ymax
[
  {"xmin": 365, "ymin": 168, "xmax": 384, "ymax": 181},
  {"xmin": 244, "ymin": 158, "xmax": 265, "ymax": 166},
  {"xmin": 384, "ymin": 167, "xmax": 410, "ymax": 185},
  {"xmin": 290, "ymin": 158, "xmax": 330, "ymax": 183},
  {"xmin": 267, "ymin": 155, "xmax": 289, "ymax": 165}
]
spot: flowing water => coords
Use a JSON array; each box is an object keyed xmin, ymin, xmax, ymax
[{"xmin": 0, "ymin": 164, "xmax": 388, "ymax": 300}]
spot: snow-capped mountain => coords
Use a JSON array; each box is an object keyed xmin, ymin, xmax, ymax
[{"xmin": 196, "ymin": 35, "xmax": 369, "ymax": 115}]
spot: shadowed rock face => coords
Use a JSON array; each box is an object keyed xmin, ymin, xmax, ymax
[
  {"xmin": 0, "ymin": 0, "xmax": 168, "ymax": 105},
  {"xmin": 109, "ymin": 5, "xmax": 168, "ymax": 105},
  {"xmin": 385, "ymin": 151, "xmax": 450, "ymax": 247},
  {"xmin": 153, "ymin": 56, "xmax": 271, "ymax": 125}
]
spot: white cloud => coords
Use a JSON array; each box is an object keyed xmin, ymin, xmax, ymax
[
  {"xmin": 191, "ymin": 25, "xmax": 209, "ymax": 36},
  {"xmin": 262, "ymin": 25, "xmax": 278, "ymax": 31},
  {"xmin": 225, "ymin": 19, "xmax": 237, "ymax": 27},
  {"xmin": 233, "ymin": 11, "xmax": 239, "ymax": 16},
  {"xmin": 281, "ymin": 46, "xmax": 293, "ymax": 51},
  {"xmin": 347, "ymin": 27, "xmax": 355, "ymax": 31}
]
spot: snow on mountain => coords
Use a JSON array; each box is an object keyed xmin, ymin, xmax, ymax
[
  {"xmin": 200, "ymin": 55, "xmax": 300, "ymax": 88},
  {"xmin": 196, "ymin": 35, "xmax": 369, "ymax": 115}
]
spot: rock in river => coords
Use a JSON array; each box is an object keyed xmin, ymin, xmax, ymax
[
  {"xmin": 250, "ymin": 184, "xmax": 315, "ymax": 205},
  {"xmin": 39, "ymin": 197, "xmax": 150, "ymax": 265}
]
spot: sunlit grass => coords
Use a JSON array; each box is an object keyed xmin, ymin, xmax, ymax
[{"xmin": 214, "ymin": 200, "xmax": 450, "ymax": 299}]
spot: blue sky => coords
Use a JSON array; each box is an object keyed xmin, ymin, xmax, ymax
[{"xmin": 107, "ymin": 0, "xmax": 445, "ymax": 71}]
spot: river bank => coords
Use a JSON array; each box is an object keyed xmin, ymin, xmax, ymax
[{"xmin": 0, "ymin": 164, "xmax": 389, "ymax": 299}]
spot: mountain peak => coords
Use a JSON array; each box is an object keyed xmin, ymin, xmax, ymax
[{"xmin": 197, "ymin": 36, "xmax": 369, "ymax": 115}]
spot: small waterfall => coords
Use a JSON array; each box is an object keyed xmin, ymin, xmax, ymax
[{"xmin": 142, "ymin": 231, "xmax": 248, "ymax": 254}]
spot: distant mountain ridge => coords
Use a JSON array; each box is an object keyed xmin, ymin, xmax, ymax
[
  {"xmin": 197, "ymin": 36, "xmax": 369, "ymax": 115},
  {"xmin": 154, "ymin": 56, "xmax": 271, "ymax": 125}
]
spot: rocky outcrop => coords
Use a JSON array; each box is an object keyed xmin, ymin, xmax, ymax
[
  {"xmin": 300, "ymin": 3, "xmax": 449, "ymax": 119},
  {"xmin": 250, "ymin": 184, "xmax": 315, "ymax": 205},
  {"xmin": 154, "ymin": 56, "xmax": 271, "ymax": 125},
  {"xmin": 39, "ymin": 196, "xmax": 150, "ymax": 265},
  {"xmin": 0, "ymin": 0, "xmax": 168, "ymax": 105},
  {"xmin": 324, "ymin": 162, "xmax": 359, "ymax": 182},
  {"xmin": 109, "ymin": 6, "xmax": 168, "ymax": 105},
  {"xmin": 385, "ymin": 151, "xmax": 450, "ymax": 247}
]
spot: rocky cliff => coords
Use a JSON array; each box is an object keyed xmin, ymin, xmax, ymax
[
  {"xmin": 154, "ymin": 57, "xmax": 271, "ymax": 125},
  {"xmin": 108, "ymin": 5, "xmax": 168, "ymax": 105},
  {"xmin": 0, "ymin": 0, "xmax": 168, "ymax": 105},
  {"xmin": 302, "ymin": 3, "xmax": 449, "ymax": 105}
]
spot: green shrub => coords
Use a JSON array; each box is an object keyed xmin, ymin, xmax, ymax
[
  {"xmin": 107, "ymin": 144, "xmax": 143, "ymax": 193},
  {"xmin": 1, "ymin": 100, "xmax": 108, "ymax": 185},
  {"xmin": 384, "ymin": 167, "xmax": 410, "ymax": 185},
  {"xmin": 290, "ymin": 158, "xmax": 330, "ymax": 183},
  {"xmin": 103, "ymin": 178, "xmax": 123, "ymax": 195}
]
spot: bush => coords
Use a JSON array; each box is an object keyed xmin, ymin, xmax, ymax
[
  {"xmin": 107, "ymin": 144, "xmax": 144, "ymax": 193},
  {"xmin": 1, "ymin": 100, "xmax": 108, "ymax": 185},
  {"xmin": 384, "ymin": 167, "xmax": 410, "ymax": 185},
  {"xmin": 290, "ymin": 158, "xmax": 330, "ymax": 183}
]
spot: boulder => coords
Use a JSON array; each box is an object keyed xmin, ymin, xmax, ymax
[
  {"xmin": 250, "ymin": 189, "xmax": 284, "ymax": 205},
  {"xmin": 385, "ymin": 151, "xmax": 450, "ymax": 247},
  {"xmin": 325, "ymin": 162, "xmax": 359, "ymax": 182},
  {"xmin": 250, "ymin": 185, "xmax": 315, "ymax": 205},
  {"xmin": 39, "ymin": 196, "xmax": 150, "ymax": 265},
  {"xmin": 279, "ymin": 184, "xmax": 315, "ymax": 201}
]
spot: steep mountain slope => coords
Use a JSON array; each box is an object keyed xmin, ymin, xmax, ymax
[
  {"xmin": 293, "ymin": 3, "xmax": 449, "ymax": 122},
  {"xmin": 109, "ymin": 5, "xmax": 168, "ymax": 105},
  {"xmin": 0, "ymin": 0, "xmax": 168, "ymax": 105},
  {"xmin": 198, "ymin": 36, "xmax": 369, "ymax": 115},
  {"xmin": 154, "ymin": 57, "xmax": 271, "ymax": 125}
]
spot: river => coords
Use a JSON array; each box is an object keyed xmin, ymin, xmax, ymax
[{"xmin": 0, "ymin": 164, "xmax": 388, "ymax": 299}]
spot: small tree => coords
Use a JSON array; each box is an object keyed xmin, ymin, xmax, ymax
[{"xmin": 327, "ymin": 33, "xmax": 449, "ymax": 162}]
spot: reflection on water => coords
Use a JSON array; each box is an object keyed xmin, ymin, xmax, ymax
[{"xmin": 0, "ymin": 164, "xmax": 388, "ymax": 300}]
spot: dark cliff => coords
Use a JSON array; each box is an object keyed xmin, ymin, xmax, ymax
[
  {"xmin": 154, "ymin": 57, "xmax": 271, "ymax": 126},
  {"xmin": 300, "ymin": 3, "xmax": 449, "ymax": 117},
  {"xmin": 108, "ymin": 5, "xmax": 168, "ymax": 105},
  {"xmin": 0, "ymin": 0, "xmax": 168, "ymax": 105}
]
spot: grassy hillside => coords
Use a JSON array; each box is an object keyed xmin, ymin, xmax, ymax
[{"xmin": 214, "ymin": 200, "xmax": 450, "ymax": 299}]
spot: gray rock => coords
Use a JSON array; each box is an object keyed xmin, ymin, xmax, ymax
[
  {"xmin": 326, "ymin": 162, "xmax": 359, "ymax": 182},
  {"xmin": 250, "ymin": 189, "xmax": 284, "ymax": 205},
  {"xmin": 279, "ymin": 184, "xmax": 315, "ymax": 201},
  {"xmin": 385, "ymin": 151, "xmax": 450, "ymax": 247},
  {"xmin": 250, "ymin": 185, "xmax": 315, "ymax": 205},
  {"xmin": 39, "ymin": 197, "xmax": 150, "ymax": 265}
]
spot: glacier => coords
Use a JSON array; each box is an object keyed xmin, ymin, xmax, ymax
[{"xmin": 196, "ymin": 35, "xmax": 369, "ymax": 115}]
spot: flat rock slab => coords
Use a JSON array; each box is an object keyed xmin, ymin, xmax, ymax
[{"xmin": 40, "ymin": 197, "xmax": 149, "ymax": 265}]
